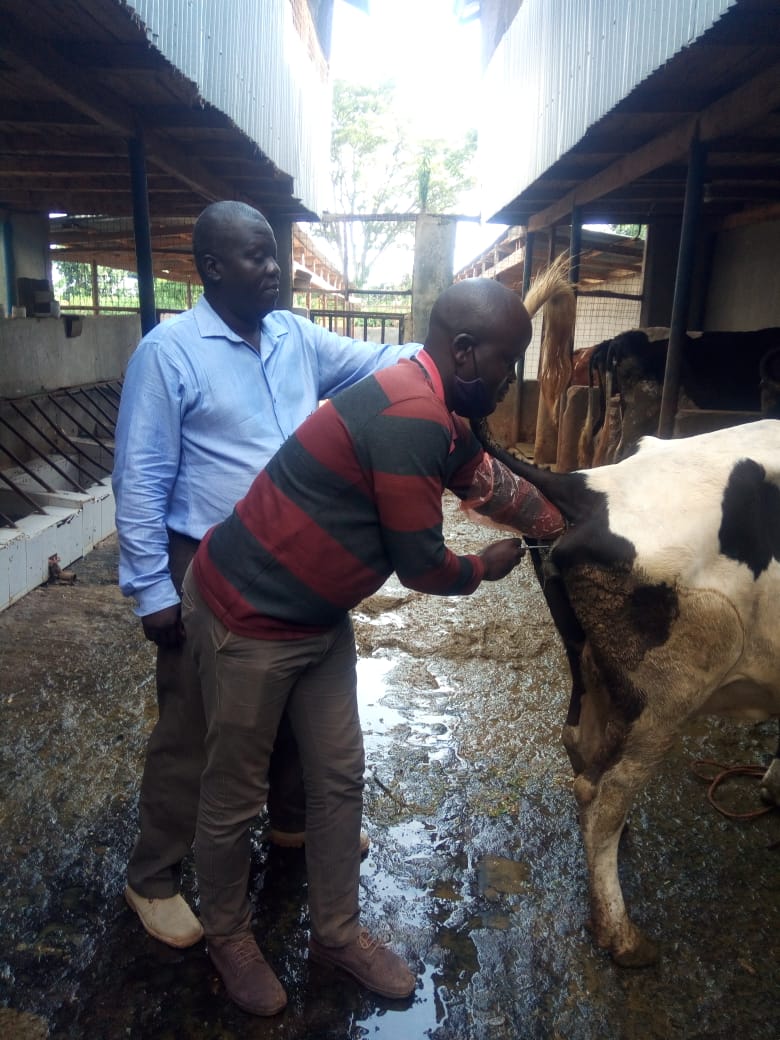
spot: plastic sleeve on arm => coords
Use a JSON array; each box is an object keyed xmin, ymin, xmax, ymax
[{"xmin": 460, "ymin": 453, "xmax": 566, "ymax": 539}]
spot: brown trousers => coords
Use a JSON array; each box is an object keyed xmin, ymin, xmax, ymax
[
  {"xmin": 182, "ymin": 568, "xmax": 364, "ymax": 944},
  {"xmin": 126, "ymin": 531, "xmax": 305, "ymax": 898}
]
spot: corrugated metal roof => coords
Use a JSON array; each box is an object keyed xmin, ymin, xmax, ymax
[
  {"xmin": 126, "ymin": 0, "xmax": 330, "ymax": 215},
  {"xmin": 479, "ymin": 0, "xmax": 737, "ymax": 220}
]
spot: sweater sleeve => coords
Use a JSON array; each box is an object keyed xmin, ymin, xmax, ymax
[{"xmin": 364, "ymin": 400, "xmax": 485, "ymax": 596}]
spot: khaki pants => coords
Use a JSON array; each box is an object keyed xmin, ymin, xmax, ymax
[
  {"xmin": 181, "ymin": 568, "xmax": 365, "ymax": 945},
  {"xmin": 126, "ymin": 532, "xmax": 305, "ymax": 898}
]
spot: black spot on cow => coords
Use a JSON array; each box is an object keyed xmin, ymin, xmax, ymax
[
  {"xmin": 551, "ymin": 500, "xmax": 636, "ymax": 573},
  {"xmin": 719, "ymin": 458, "xmax": 780, "ymax": 579},
  {"xmin": 627, "ymin": 581, "xmax": 678, "ymax": 645}
]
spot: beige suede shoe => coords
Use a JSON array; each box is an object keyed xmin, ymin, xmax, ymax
[
  {"xmin": 124, "ymin": 885, "xmax": 204, "ymax": 948},
  {"xmin": 269, "ymin": 828, "xmax": 370, "ymax": 856}
]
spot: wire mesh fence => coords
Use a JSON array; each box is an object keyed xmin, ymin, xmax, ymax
[
  {"xmin": 523, "ymin": 274, "xmax": 643, "ymax": 378},
  {"xmin": 51, "ymin": 262, "xmax": 201, "ymax": 319}
]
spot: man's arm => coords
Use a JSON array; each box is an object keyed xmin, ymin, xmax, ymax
[
  {"xmin": 367, "ymin": 408, "xmax": 524, "ymax": 594},
  {"xmin": 291, "ymin": 314, "xmax": 420, "ymax": 398},
  {"xmin": 459, "ymin": 453, "xmax": 566, "ymax": 539},
  {"xmin": 112, "ymin": 340, "xmax": 184, "ymax": 623}
]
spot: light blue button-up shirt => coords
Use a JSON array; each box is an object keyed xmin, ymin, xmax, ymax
[{"xmin": 113, "ymin": 296, "xmax": 420, "ymax": 616}]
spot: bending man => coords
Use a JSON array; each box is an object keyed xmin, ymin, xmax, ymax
[{"xmin": 181, "ymin": 276, "xmax": 565, "ymax": 1014}]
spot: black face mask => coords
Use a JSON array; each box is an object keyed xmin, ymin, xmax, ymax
[{"xmin": 450, "ymin": 347, "xmax": 494, "ymax": 418}]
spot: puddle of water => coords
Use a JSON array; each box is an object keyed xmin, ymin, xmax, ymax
[{"xmin": 357, "ymin": 656, "xmax": 406, "ymax": 740}]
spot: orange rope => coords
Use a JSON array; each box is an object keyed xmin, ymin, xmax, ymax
[{"xmin": 690, "ymin": 759, "xmax": 776, "ymax": 821}]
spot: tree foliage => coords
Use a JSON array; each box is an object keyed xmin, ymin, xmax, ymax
[
  {"xmin": 314, "ymin": 80, "xmax": 477, "ymax": 288},
  {"xmin": 608, "ymin": 224, "xmax": 646, "ymax": 240},
  {"xmin": 52, "ymin": 261, "xmax": 196, "ymax": 310}
]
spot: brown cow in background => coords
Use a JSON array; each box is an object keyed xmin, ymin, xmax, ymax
[{"xmin": 556, "ymin": 327, "xmax": 780, "ymax": 468}]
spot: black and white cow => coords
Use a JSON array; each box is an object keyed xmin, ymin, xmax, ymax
[{"xmin": 474, "ymin": 417, "xmax": 780, "ymax": 966}]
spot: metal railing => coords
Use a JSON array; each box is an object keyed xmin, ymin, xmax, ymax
[
  {"xmin": 309, "ymin": 309, "xmax": 408, "ymax": 344},
  {"xmin": 0, "ymin": 381, "xmax": 121, "ymax": 528}
]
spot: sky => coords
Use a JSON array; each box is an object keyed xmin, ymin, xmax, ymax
[{"xmin": 327, "ymin": 0, "xmax": 508, "ymax": 277}]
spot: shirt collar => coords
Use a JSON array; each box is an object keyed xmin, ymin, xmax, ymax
[
  {"xmin": 415, "ymin": 349, "xmax": 447, "ymax": 404},
  {"xmin": 193, "ymin": 296, "xmax": 246, "ymax": 342},
  {"xmin": 193, "ymin": 297, "xmax": 287, "ymax": 356},
  {"xmin": 415, "ymin": 349, "xmax": 459, "ymax": 454}
]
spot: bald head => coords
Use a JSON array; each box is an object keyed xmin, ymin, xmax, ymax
[
  {"xmin": 427, "ymin": 278, "xmax": 531, "ymax": 347},
  {"xmin": 425, "ymin": 279, "xmax": 533, "ymax": 419},
  {"xmin": 192, "ymin": 201, "xmax": 272, "ymax": 281}
]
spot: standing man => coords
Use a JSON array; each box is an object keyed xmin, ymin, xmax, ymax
[
  {"xmin": 113, "ymin": 201, "xmax": 420, "ymax": 949},
  {"xmin": 181, "ymin": 276, "xmax": 566, "ymax": 1015}
]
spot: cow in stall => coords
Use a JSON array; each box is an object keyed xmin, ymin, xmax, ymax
[
  {"xmin": 570, "ymin": 327, "xmax": 780, "ymax": 468},
  {"xmin": 471, "ymin": 409, "xmax": 780, "ymax": 967}
]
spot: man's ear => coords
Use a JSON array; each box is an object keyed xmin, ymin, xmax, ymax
[
  {"xmin": 451, "ymin": 332, "xmax": 476, "ymax": 365},
  {"xmin": 201, "ymin": 252, "xmax": 221, "ymax": 285}
]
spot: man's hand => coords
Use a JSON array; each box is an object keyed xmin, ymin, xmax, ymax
[
  {"xmin": 141, "ymin": 604, "xmax": 186, "ymax": 649},
  {"xmin": 479, "ymin": 538, "xmax": 526, "ymax": 581}
]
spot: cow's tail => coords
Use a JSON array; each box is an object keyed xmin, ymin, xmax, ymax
[{"xmin": 523, "ymin": 252, "xmax": 577, "ymax": 423}]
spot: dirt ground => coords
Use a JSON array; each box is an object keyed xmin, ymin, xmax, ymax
[{"xmin": 0, "ymin": 495, "xmax": 778, "ymax": 1039}]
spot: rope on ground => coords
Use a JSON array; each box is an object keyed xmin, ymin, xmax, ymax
[{"xmin": 690, "ymin": 759, "xmax": 776, "ymax": 824}]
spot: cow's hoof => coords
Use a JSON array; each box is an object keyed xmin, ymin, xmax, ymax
[
  {"xmin": 611, "ymin": 936, "xmax": 659, "ymax": 968},
  {"xmin": 759, "ymin": 759, "xmax": 780, "ymax": 806}
]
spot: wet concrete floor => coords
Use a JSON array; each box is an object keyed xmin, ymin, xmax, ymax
[{"xmin": 0, "ymin": 496, "xmax": 778, "ymax": 1039}]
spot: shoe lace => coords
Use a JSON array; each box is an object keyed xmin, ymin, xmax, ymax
[
  {"xmin": 229, "ymin": 935, "xmax": 263, "ymax": 971},
  {"xmin": 357, "ymin": 928, "xmax": 390, "ymax": 953}
]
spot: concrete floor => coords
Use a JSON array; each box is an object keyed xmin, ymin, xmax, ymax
[{"xmin": 0, "ymin": 498, "xmax": 778, "ymax": 1039}]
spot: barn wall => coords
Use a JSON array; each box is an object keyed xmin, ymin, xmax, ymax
[
  {"xmin": 703, "ymin": 220, "xmax": 780, "ymax": 329},
  {"xmin": 0, "ymin": 213, "xmax": 51, "ymax": 315},
  {"xmin": 0, "ymin": 315, "xmax": 140, "ymax": 398},
  {"xmin": 707, "ymin": 220, "xmax": 780, "ymax": 328}
]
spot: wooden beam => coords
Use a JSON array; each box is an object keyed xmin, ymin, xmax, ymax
[
  {"xmin": 0, "ymin": 101, "xmax": 93, "ymax": 125},
  {"xmin": 0, "ymin": 131, "xmax": 132, "ymax": 158},
  {"xmin": 0, "ymin": 190, "xmax": 201, "ymax": 215},
  {"xmin": 56, "ymin": 41, "xmax": 182, "ymax": 73},
  {"xmin": 712, "ymin": 200, "xmax": 780, "ymax": 231},
  {"xmin": 527, "ymin": 61, "xmax": 780, "ymax": 232},
  {"xmin": 321, "ymin": 212, "xmax": 481, "ymax": 223},
  {"xmin": 0, "ymin": 175, "xmax": 182, "ymax": 192},
  {"xmin": 0, "ymin": 12, "xmax": 247, "ymax": 206}
]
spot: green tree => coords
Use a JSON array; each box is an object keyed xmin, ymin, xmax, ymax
[
  {"xmin": 608, "ymin": 224, "xmax": 646, "ymax": 240},
  {"xmin": 314, "ymin": 80, "xmax": 476, "ymax": 288}
]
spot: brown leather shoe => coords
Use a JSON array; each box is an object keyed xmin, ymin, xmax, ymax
[
  {"xmin": 269, "ymin": 828, "xmax": 370, "ymax": 856},
  {"xmin": 208, "ymin": 934, "xmax": 287, "ymax": 1017},
  {"xmin": 308, "ymin": 929, "xmax": 415, "ymax": 999}
]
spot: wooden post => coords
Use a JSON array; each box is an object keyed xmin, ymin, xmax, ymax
[
  {"xmin": 90, "ymin": 259, "xmax": 99, "ymax": 316},
  {"xmin": 128, "ymin": 129, "xmax": 156, "ymax": 334},
  {"xmin": 658, "ymin": 132, "xmax": 706, "ymax": 438}
]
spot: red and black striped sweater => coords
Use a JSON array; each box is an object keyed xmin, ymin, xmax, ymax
[{"xmin": 192, "ymin": 352, "xmax": 496, "ymax": 640}]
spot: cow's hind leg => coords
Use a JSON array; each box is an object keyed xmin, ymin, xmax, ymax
[
  {"xmin": 760, "ymin": 721, "xmax": 780, "ymax": 806},
  {"xmin": 574, "ymin": 738, "xmax": 669, "ymax": 967}
]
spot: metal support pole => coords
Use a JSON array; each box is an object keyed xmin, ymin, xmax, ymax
[
  {"xmin": 658, "ymin": 132, "xmax": 706, "ymax": 438},
  {"xmin": 570, "ymin": 206, "xmax": 582, "ymax": 286},
  {"xmin": 515, "ymin": 229, "xmax": 537, "ymax": 439},
  {"xmin": 268, "ymin": 215, "xmax": 293, "ymax": 310},
  {"xmin": 91, "ymin": 259, "xmax": 99, "ymax": 315},
  {"xmin": 521, "ymin": 230, "xmax": 535, "ymax": 298},
  {"xmin": 128, "ymin": 130, "xmax": 157, "ymax": 335}
]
